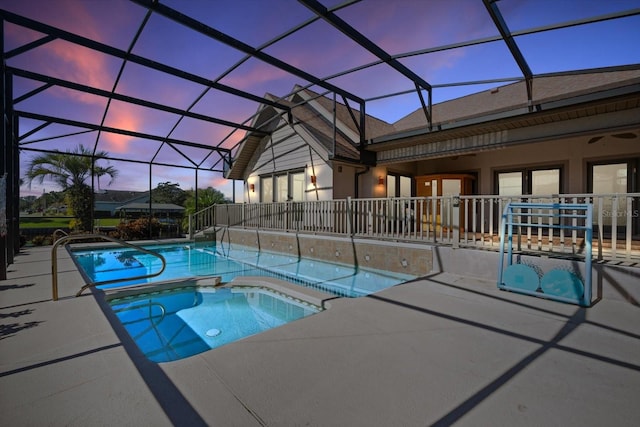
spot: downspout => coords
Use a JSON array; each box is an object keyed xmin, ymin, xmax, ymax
[{"xmin": 354, "ymin": 166, "xmax": 370, "ymax": 199}]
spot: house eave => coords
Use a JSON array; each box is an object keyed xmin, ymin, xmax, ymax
[
  {"xmin": 367, "ymin": 82, "xmax": 640, "ymax": 151},
  {"xmin": 224, "ymin": 133, "xmax": 265, "ymax": 180}
]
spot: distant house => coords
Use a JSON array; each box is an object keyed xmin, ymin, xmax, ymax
[
  {"xmin": 114, "ymin": 202, "xmax": 185, "ymax": 219},
  {"xmin": 94, "ymin": 190, "xmax": 150, "ymax": 217}
]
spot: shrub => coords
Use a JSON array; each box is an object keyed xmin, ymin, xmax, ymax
[
  {"xmin": 115, "ymin": 217, "xmax": 161, "ymax": 240},
  {"xmin": 31, "ymin": 235, "xmax": 52, "ymax": 246},
  {"xmin": 66, "ymin": 184, "xmax": 93, "ymax": 232}
]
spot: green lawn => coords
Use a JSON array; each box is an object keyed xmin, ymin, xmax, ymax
[
  {"xmin": 20, "ymin": 216, "xmax": 121, "ymax": 229},
  {"xmin": 92, "ymin": 218, "xmax": 121, "ymax": 227}
]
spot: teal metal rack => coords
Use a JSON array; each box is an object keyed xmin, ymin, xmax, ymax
[{"xmin": 497, "ymin": 202, "xmax": 593, "ymax": 307}]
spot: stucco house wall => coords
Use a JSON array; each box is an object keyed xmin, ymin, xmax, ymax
[
  {"xmin": 230, "ymin": 72, "xmax": 639, "ymax": 202},
  {"xmin": 243, "ymin": 117, "xmax": 334, "ymax": 203},
  {"xmin": 411, "ymin": 131, "xmax": 639, "ymax": 195}
]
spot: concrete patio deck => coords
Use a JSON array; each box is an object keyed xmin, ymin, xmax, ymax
[{"xmin": 1, "ymin": 244, "xmax": 639, "ymax": 426}]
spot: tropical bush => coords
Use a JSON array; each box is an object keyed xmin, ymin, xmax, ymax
[
  {"xmin": 31, "ymin": 235, "xmax": 52, "ymax": 246},
  {"xmin": 112, "ymin": 217, "xmax": 161, "ymax": 240}
]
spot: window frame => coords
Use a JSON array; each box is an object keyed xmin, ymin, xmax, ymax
[
  {"xmin": 495, "ymin": 165, "xmax": 563, "ymax": 196},
  {"xmin": 259, "ymin": 168, "xmax": 306, "ymax": 202},
  {"xmin": 386, "ymin": 172, "xmax": 414, "ymax": 197}
]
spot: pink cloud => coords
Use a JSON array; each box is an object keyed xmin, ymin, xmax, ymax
[
  {"xmin": 47, "ymin": 42, "xmax": 115, "ymax": 91},
  {"xmin": 100, "ymin": 104, "xmax": 143, "ymax": 153},
  {"xmin": 4, "ymin": 0, "xmax": 135, "ymax": 45},
  {"xmin": 5, "ymin": 0, "xmax": 140, "ymax": 101}
]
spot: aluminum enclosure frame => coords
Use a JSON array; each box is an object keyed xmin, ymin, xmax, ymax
[{"xmin": 2, "ymin": 1, "xmax": 639, "ymax": 278}]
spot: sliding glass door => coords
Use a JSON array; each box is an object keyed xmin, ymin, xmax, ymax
[
  {"xmin": 497, "ymin": 168, "xmax": 560, "ymax": 196},
  {"xmin": 589, "ymin": 160, "xmax": 638, "ymax": 236}
]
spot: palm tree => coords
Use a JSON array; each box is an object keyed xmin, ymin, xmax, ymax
[
  {"xmin": 182, "ymin": 187, "xmax": 229, "ymax": 230},
  {"xmin": 25, "ymin": 145, "xmax": 118, "ymax": 231},
  {"xmin": 184, "ymin": 187, "xmax": 229, "ymax": 212}
]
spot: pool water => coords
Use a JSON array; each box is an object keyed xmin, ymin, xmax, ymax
[
  {"xmin": 71, "ymin": 243, "xmax": 414, "ymax": 297},
  {"xmin": 73, "ymin": 242, "xmax": 412, "ymax": 361},
  {"xmin": 110, "ymin": 286, "xmax": 320, "ymax": 362}
]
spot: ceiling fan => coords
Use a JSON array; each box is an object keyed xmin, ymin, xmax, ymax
[
  {"xmin": 587, "ymin": 132, "xmax": 638, "ymax": 144},
  {"xmin": 449, "ymin": 153, "xmax": 477, "ymax": 160}
]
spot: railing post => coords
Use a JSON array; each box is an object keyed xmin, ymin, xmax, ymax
[
  {"xmin": 346, "ymin": 197, "xmax": 353, "ymax": 236},
  {"xmin": 626, "ymin": 195, "xmax": 632, "ymax": 260},
  {"xmin": 598, "ymin": 196, "xmax": 604, "ymax": 261},
  {"xmin": 431, "ymin": 196, "xmax": 437, "ymax": 241},
  {"xmin": 611, "ymin": 195, "xmax": 618, "ymax": 259},
  {"xmin": 51, "ymin": 242, "xmax": 60, "ymax": 301},
  {"xmin": 452, "ymin": 195, "xmax": 460, "ymax": 248},
  {"xmin": 584, "ymin": 203, "xmax": 593, "ymax": 306}
]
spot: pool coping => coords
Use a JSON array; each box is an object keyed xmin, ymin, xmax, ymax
[
  {"xmin": 101, "ymin": 275, "xmax": 338, "ymax": 311},
  {"xmin": 224, "ymin": 275, "xmax": 339, "ymax": 309}
]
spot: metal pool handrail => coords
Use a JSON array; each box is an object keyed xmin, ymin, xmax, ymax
[
  {"xmin": 51, "ymin": 234, "xmax": 167, "ymax": 301},
  {"xmin": 52, "ymin": 229, "xmax": 69, "ymax": 242},
  {"xmin": 113, "ymin": 302, "xmax": 167, "ymax": 327}
]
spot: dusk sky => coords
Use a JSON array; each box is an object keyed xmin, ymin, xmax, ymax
[{"xmin": 2, "ymin": 0, "xmax": 639, "ymax": 200}]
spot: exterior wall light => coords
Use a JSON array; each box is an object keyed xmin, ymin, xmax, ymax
[
  {"xmin": 378, "ymin": 176, "xmax": 385, "ymax": 186},
  {"xmin": 249, "ymin": 183, "xmax": 255, "ymax": 192},
  {"xmin": 310, "ymin": 175, "xmax": 317, "ymax": 185}
]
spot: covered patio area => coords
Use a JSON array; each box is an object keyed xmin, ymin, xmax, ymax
[{"xmin": 1, "ymin": 245, "xmax": 639, "ymax": 425}]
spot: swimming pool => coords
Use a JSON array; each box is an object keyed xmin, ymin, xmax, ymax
[
  {"xmin": 70, "ymin": 242, "xmax": 414, "ymax": 297},
  {"xmin": 109, "ymin": 285, "xmax": 321, "ymax": 362},
  {"xmin": 73, "ymin": 242, "xmax": 410, "ymax": 361}
]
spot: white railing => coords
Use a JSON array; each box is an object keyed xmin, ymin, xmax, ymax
[
  {"xmin": 458, "ymin": 193, "xmax": 639, "ymax": 261},
  {"xmin": 189, "ymin": 193, "xmax": 639, "ymax": 262}
]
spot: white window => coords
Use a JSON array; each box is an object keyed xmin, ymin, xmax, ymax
[
  {"xmin": 498, "ymin": 172, "xmax": 523, "ymax": 196},
  {"xmin": 291, "ymin": 172, "xmax": 305, "ymax": 201},
  {"xmin": 386, "ymin": 174, "xmax": 412, "ymax": 197},
  {"xmin": 590, "ymin": 162, "xmax": 630, "ymax": 227},
  {"xmin": 260, "ymin": 169, "xmax": 305, "ymax": 202},
  {"xmin": 276, "ymin": 175, "xmax": 288, "ymax": 202},
  {"xmin": 497, "ymin": 168, "xmax": 560, "ymax": 196},
  {"xmin": 261, "ymin": 176, "xmax": 273, "ymax": 202}
]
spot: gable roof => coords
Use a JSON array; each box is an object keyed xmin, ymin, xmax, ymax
[
  {"xmin": 224, "ymin": 104, "xmax": 280, "ymax": 180},
  {"xmin": 115, "ymin": 202, "xmax": 184, "ymax": 212},
  {"xmin": 226, "ymin": 86, "xmax": 391, "ymax": 179},
  {"xmin": 94, "ymin": 190, "xmax": 149, "ymax": 203},
  {"xmin": 393, "ymin": 69, "xmax": 640, "ymax": 133},
  {"xmin": 285, "ymin": 94, "xmax": 360, "ymax": 160},
  {"xmin": 295, "ymin": 86, "xmax": 395, "ymax": 140}
]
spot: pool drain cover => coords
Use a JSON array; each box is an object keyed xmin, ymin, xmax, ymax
[{"xmin": 206, "ymin": 328, "xmax": 221, "ymax": 337}]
